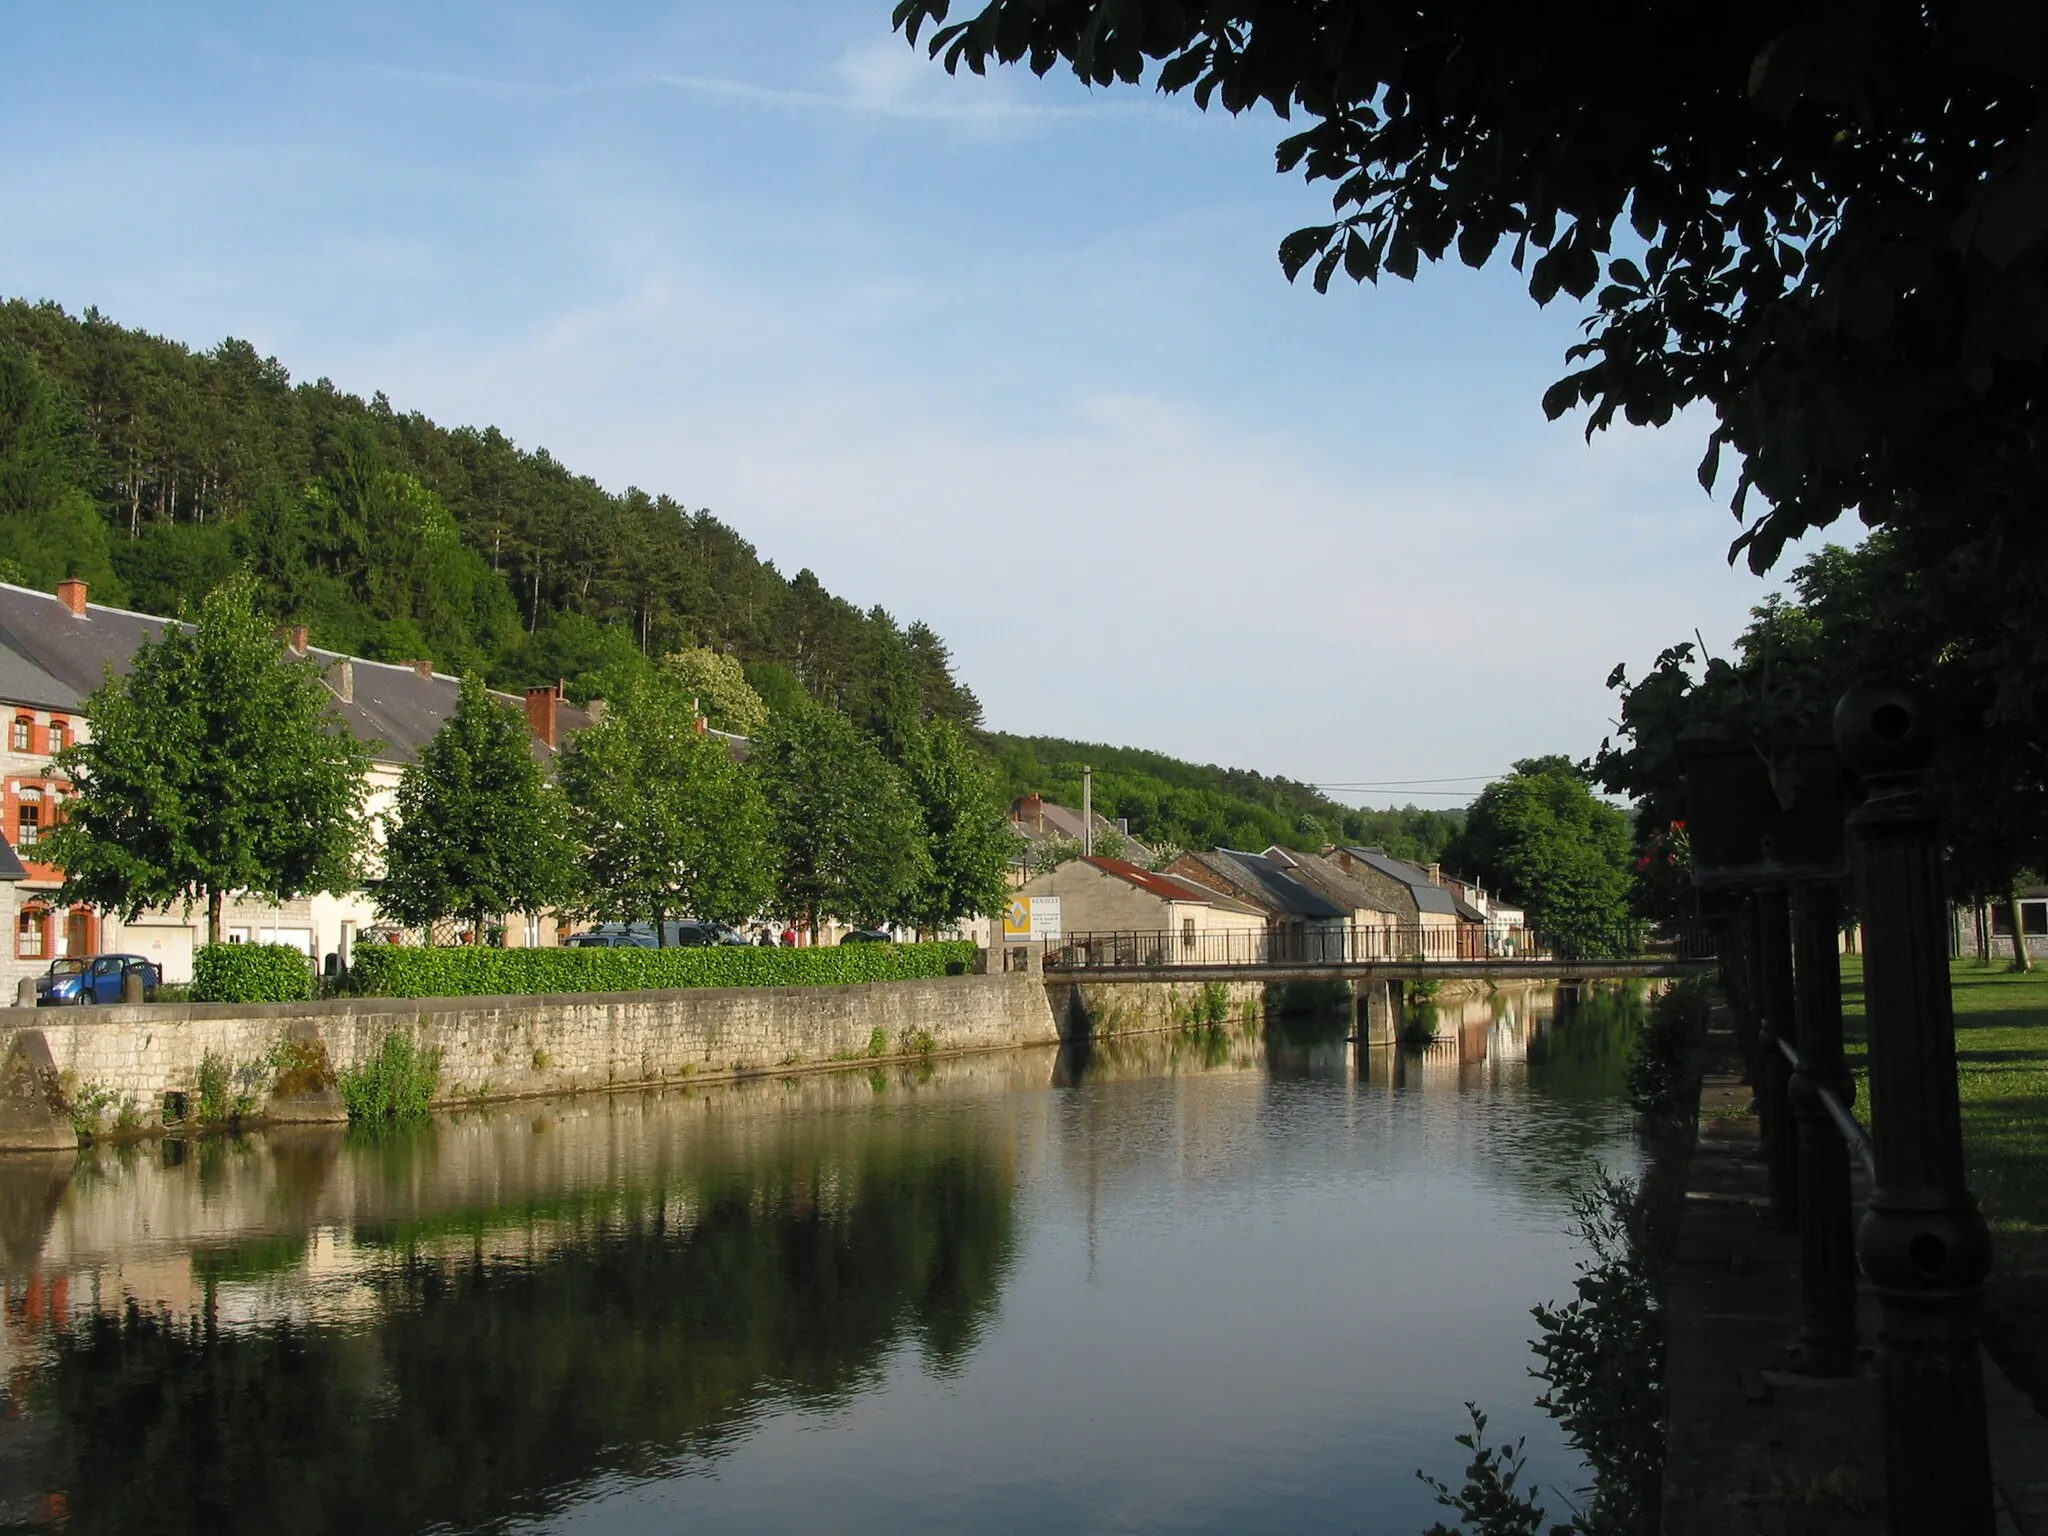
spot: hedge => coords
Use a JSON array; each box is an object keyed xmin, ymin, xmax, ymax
[
  {"xmin": 347, "ymin": 940, "xmax": 978, "ymax": 999},
  {"xmin": 191, "ymin": 943, "xmax": 316, "ymax": 1004}
]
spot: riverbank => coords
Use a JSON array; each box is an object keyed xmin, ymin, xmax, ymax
[{"xmin": 1662, "ymin": 995, "xmax": 2048, "ymax": 1533}]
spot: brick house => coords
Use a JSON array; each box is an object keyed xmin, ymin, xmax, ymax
[{"xmin": 0, "ymin": 578, "xmax": 596, "ymax": 989}]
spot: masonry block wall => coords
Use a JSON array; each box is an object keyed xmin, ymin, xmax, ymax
[{"xmin": 1, "ymin": 973, "xmax": 1064, "ymax": 1129}]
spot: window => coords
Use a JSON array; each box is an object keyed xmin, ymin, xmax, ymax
[
  {"xmin": 16, "ymin": 909, "xmax": 45, "ymax": 959},
  {"xmin": 15, "ymin": 789, "xmax": 40, "ymax": 850},
  {"xmin": 1182, "ymin": 917, "xmax": 1196, "ymax": 952},
  {"xmin": 1990, "ymin": 902, "xmax": 2048, "ymax": 936},
  {"xmin": 48, "ymin": 720, "xmax": 66, "ymax": 753},
  {"xmin": 9, "ymin": 718, "xmax": 29, "ymax": 752}
]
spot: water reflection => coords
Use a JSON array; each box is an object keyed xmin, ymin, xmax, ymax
[{"xmin": 0, "ymin": 983, "xmax": 1652, "ymax": 1535}]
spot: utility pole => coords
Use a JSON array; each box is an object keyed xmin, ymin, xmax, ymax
[{"xmin": 1082, "ymin": 766, "xmax": 1093, "ymax": 857}]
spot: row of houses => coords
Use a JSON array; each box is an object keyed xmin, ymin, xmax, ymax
[
  {"xmin": 0, "ymin": 578, "xmax": 658, "ymax": 992},
  {"xmin": 1003, "ymin": 795, "xmax": 1526, "ymax": 961}
]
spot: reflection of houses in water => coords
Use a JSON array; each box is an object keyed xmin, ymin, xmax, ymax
[{"xmin": 1353, "ymin": 984, "xmax": 1555, "ymax": 1090}]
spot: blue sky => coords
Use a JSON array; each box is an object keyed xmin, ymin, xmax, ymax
[{"xmin": 0, "ymin": 2, "xmax": 1815, "ymax": 804}]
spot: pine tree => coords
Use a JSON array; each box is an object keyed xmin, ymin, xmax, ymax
[
  {"xmin": 378, "ymin": 671, "xmax": 576, "ymax": 940},
  {"xmin": 45, "ymin": 574, "xmax": 370, "ymax": 942},
  {"xmin": 558, "ymin": 669, "xmax": 777, "ymax": 936}
]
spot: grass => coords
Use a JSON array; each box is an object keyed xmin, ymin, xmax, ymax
[{"xmin": 1840, "ymin": 955, "xmax": 2048, "ymax": 1405}]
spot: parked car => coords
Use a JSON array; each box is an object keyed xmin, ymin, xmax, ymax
[
  {"xmin": 667, "ymin": 921, "xmax": 751, "ymax": 947},
  {"xmin": 839, "ymin": 929, "xmax": 893, "ymax": 945},
  {"xmin": 567, "ymin": 921, "xmax": 750, "ymax": 949},
  {"xmin": 37, "ymin": 954, "xmax": 162, "ymax": 1006}
]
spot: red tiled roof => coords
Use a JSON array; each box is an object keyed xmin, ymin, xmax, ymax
[{"xmin": 1084, "ymin": 856, "xmax": 1233, "ymax": 904}]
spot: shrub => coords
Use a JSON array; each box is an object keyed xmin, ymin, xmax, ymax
[
  {"xmin": 338, "ymin": 1032, "xmax": 442, "ymax": 1121},
  {"xmin": 191, "ymin": 944, "xmax": 313, "ymax": 1004},
  {"xmin": 1625, "ymin": 978, "xmax": 1712, "ymax": 1118},
  {"xmin": 347, "ymin": 940, "xmax": 978, "ymax": 999}
]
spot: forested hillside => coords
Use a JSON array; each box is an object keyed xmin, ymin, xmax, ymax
[
  {"xmin": 0, "ymin": 300, "xmax": 980, "ymax": 731},
  {"xmin": 0, "ymin": 299, "xmax": 1474, "ymax": 857},
  {"xmin": 986, "ymin": 734, "xmax": 1464, "ymax": 860}
]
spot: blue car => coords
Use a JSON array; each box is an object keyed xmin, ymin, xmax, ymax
[{"xmin": 37, "ymin": 953, "xmax": 162, "ymax": 1006}]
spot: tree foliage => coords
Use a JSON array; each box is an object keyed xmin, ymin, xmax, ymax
[
  {"xmin": 377, "ymin": 672, "xmax": 576, "ymax": 936},
  {"xmin": 1448, "ymin": 758, "xmax": 1633, "ymax": 944},
  {"xmin": 1593, "ymin": 534, "xmax": 2048, "ymax": 907},
  {"xmin": 0, "ymin": 300, "xmax": 983, "ymax": 729},
  {"xmin": 558, "ymin": 669, "xmax": 779, "ymax": 934},
  {"xmin": 753, "ymin": 701, "xmax": 930, "ymax": 931},
  {"xmin": 661, "ymin": 646, "xmax": 769, "ymax": 736},
  {"xmin": 44, "ymin": 574, "xmax": 370, "ymax": 941},
  {"xmin": 902, "ymin": 721, "xmax": 1015, "ymax": 932}
]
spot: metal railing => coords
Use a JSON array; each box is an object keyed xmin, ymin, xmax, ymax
[
  {"xmin": 1778, "ymin": 1034, "xmax": 1877, "ymax": 1181},
  {"xmin": 1046, "ymin": 922, "xmax": 1715, "ymax": 971}
]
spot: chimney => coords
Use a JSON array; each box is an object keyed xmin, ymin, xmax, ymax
[
  {"xmin": 274, "ymin": 624, "xmax": 310, "ymax": 656},
  {"xmin": 1017, "ymin": 793, "xmax": 1044, "ymax": 831},
  {"xmin": 525, "ymin": 684, "xmax": 561, "ymax": 749},
  {"xmin": 332, "ymin": 658, "xmax": 355, "ymax": 704},
  {"xmin": 1428, "ymin": 863, "xmax": 1443, "ymax": 885},
  {"xmin": 407, "ymin": 659, "xmax": 434, "ymax": 679},
  {"xmin": 56, "ymin": 579, "xmax": 88, "ymax": 616}
]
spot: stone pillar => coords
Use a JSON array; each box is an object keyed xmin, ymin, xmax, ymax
[
  {"xmin": 1787, "ymin": 882, "xmax": 1858, "ymax": 1374},
  {"xmin": 1837, "ymin": 681, "xmax": 1993, "ymax": 1535},
  {"xmin": 1754, "ymin": 886, "xmax": 1800, "ymax": 1230},
  {"xmin": 14, "ymin": 977, "xmax": 34, "ymax": 1009},
  {"xmin": 0, "ymin": 1031, "xmax": 78, "ymax": 1151},
  {"xmin": 1361, "ymin": 981, "xmax": 1400, "ymax": 1046}
]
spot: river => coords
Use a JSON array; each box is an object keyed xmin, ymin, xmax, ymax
[{"xmin": 0, "ymin": 982, "xmax": 1651, "ymax": 1534}]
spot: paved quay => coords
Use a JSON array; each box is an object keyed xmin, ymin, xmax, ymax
[{"xmin": 1662, "ymin": 1031, "xmax": 2048, "ymax": 1534}]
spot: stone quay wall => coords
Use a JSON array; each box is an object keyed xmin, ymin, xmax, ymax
[{"xmin": 0, "ymin": 972, "xmax": 1063, "ymax": 1131}]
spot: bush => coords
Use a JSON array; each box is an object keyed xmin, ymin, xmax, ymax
[
  {"xmin": 191, "ymin": 944, "xmax": 314, "ymax": 1004},
  {"xmin": 1625, "ymin": 978, "xmax": 1712, "ymax": 1118},
  {"xmin": 347, "ymin": 940, "xmax": 978, "ymax": 999},
  {"xmin": 338, "ymin": 1032, "xmax": 442, "ymax": 1120}
]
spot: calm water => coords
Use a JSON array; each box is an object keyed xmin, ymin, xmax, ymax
[{"xmin": 0, "ymin": 984, "xmax": 1650, "ymax": 1535}]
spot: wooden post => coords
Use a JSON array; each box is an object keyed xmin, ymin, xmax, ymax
[{"xmin": 1836, "ymin": 681, "xmax": 1993, "ymax": 1534}]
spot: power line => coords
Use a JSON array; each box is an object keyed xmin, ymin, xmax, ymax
[{"xmin": 1311, "ymin": 774, "xmax": 1502, "ymax": 789}]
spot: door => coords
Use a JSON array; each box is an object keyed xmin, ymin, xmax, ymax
[{"xmin": 65, "ymin": 910, "xmax": 91, "ymax": 959}]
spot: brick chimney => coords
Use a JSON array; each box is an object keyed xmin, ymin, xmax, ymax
[
  {"xmin": 1016, "ymin": 793, "xmax": 1044, "ymax": 831},
  {"xmin": 274, "ymin": 624, "xmax": 310, "ymax": 656},
  {"xmin": 56, "ymin": 579, "xmax": 88, "ymax": 616},
  {"xmin": 525, "ymin": 684, "xmax": 561, "ymax": 748}
]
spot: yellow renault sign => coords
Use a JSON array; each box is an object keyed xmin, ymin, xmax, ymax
[{"xmin": 1001, "ymin": 895, "xmax": 1061, "ymax": 943}]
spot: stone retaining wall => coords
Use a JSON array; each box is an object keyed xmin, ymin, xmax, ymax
[{"xmin": 0, "ymin": 972, "xmax": 1062, "ymax": 1133}]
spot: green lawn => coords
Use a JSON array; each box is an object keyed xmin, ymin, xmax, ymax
[{"xmin": 1841, "ymin": 956, "xmax": 2048, "ymax": 1403}]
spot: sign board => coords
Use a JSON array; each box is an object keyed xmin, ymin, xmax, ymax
[{"xmin": 1001, "ymin": 895, "xmax": 1061, "ymax": 944}]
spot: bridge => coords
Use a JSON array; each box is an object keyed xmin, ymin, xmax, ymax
[{"xmin": 1035, "ymin": 924, "xmax": 1717, "ymax": 986}]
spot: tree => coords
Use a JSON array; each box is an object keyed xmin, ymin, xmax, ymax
[
  {"xmin": 558, "ymin": 669, "xmax": 778, "ymax": 936},
  {"xmin": 661, "ymin": 646, "xmax": 769, "ymax": 736},
  {"xmin": 44, "ymin": 574, "xmax": 370, "ymax": 943},
  {"xmin": 896, "ymin": 3, "xmax": 2048, "ymax": 722},
  {"xmin": 377, "ymin": 672, "xmax": 576, "ymax": 940},
  {"xmin": 902, "ymin": 721, "xmax": 1014, "ymax": 933},
  {"xmin": 1448, "ymin": 758, "xmax": 1633, "ymax": 947},
  {"xmin": 0, "ymin": 348, "xmax": 120, "ymax": 597},
  {"xmin": 752, "ymin": 701, "xmax": 929, "ymax": 933}
]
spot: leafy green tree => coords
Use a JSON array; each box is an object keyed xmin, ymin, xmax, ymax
[
  {"xmin": 377, "ymin": 672, "xmax": 576, "ymax": 939},
  {"xmin": 661, "ymin": 647, "xmax": 769, "ymax": 736},
  {"xmin": 559, "ymin": 670, "xmax": 778, "ymax": 935},
  {"xmin": 902, "ymin": 722, "xmax": 1014, "ymax": 933},
  {"xmin": 752, "ymin": 701, "xmax": 929, "ymax": 933},
  {"xmin": 44, "ymin": 575, "xmax": 370, "ymax": 943},
  {"xmin": 1020, "ymin": 833, "xmax": 1085, "ymax": 879},
  {"xmin": 1449, "ymin": 758, "xmax": 1633, "ymax": 948}
]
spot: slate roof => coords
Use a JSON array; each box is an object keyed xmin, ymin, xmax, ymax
[
  {"xmin": 0, "ymin": 838, "xmax": 26, "ymax": 882},
  {"xmin": 1262, "ymin": 846, "xmax": 1399, "ymax": 917},
  {"xmin": 1084, "ymin": 856, "xmax": 1264, "ymax": 915},
  {"xmin": 0, "ymin": 582, "xmax": 595, "ymax": 768},
  {"xmin": 1183, "ymin": 848, "xmax": 1349, "ymax": 921},
  {"xmin": 0, "ymin": 634, "xmax": 83, "ymax": 713},
  {"xmin": 1337, "ymin": 846, "xmax": 1461, "ymax": 916}
]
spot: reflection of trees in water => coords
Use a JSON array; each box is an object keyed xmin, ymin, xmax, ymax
[
  {"xmin": 1526, "ymin": 982, "xmax": 1650, "ymax": 1103},
  {"xmin": 23, "ymin": 1138, "xmax": 1015, "ymax": 1536}
]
